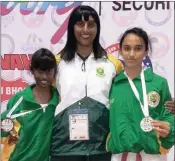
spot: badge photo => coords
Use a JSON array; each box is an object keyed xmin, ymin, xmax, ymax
[
  {"xmin": 69, "ymin": 109, "xmax": 89, "ymax": 141},
  {"xmin": 147, "ymin": 91, "xmax": 160, "ymax": 108}
]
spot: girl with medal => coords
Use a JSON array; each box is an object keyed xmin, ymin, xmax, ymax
[
  {"xmin": 106, "ymin": 27, "xmax": 174, "ymax": 161},
  {"xmin": 1, "ymin": 48, "xmax": 59, "ymax": 161}
]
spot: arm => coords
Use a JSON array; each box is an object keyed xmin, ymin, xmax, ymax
[
  {"xmin": 165, "ymin": 98, "xmax": 175, "ymax": 114},
  {"xmin": 152, "ymin": 79, "xmax": 174, "ymax": 150}
]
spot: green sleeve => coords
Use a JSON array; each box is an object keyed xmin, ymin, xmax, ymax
[{"xmin": 159, "ymin": 79, "xmax": 174, "ymax": 149}]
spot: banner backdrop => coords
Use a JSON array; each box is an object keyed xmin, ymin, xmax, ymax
[{"xmin": 1, "ymin": 2, "xmax": 174, "ymax": 160}]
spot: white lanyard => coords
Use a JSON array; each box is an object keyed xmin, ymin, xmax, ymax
[
  {"xmin": 125, "ymin": 71, "xmax": 149, "ymax": 117},
  {"xmin": 6, "ymin": 96, "xmax": 47, "ymax": 119},
  {"xmin": 75, "ymin": 52, "xmax": 95, "ymax": 97}
]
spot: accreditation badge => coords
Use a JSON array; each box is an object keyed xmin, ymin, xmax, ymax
[
  {"xmin": 1, "ymin": 118, "xmax": 14, "ymax": 132},
  {"xmin": 69, "ymin": 109, "xmax": 89, "ymax": 141}
]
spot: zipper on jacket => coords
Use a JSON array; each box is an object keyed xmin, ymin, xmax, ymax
[
  {"xmin": 81, "ymin": 61, "xmax": 86, "ymax": 72},
  {"xmin": 81, "ymin": 60, "xmax": 88, "ymax": 97},
  {"xmin": 78, "ymin": 101, "xmax": 81, "ymax": 109},
  {"xmin": 86, "ymin": 153, "xmax": 89, "ymax": 161},
  {"xmin": 80, "ymin": 58, "xmax": 90, "ymax": 159}
]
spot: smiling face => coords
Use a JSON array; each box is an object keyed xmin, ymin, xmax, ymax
[
  {"xmin": 120, "ymin": 33, "xmax": 147, "ymax": 68},
  {"xmin": 74, "ymin": 15, "xmax": 97, "ymax": 47},
  {"xmin": 32, "ymin": 68, "xmax": 55, "ymax": 88}
]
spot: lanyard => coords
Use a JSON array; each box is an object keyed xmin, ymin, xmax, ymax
[
  {"xmin": 75, "ymin": 52, "xmax": 94, "ymax": 97},
  {"xmin": 125, "ymin": 71, "xmax": 149, "ymax": 117},
  {"xmin": 6, "ymin": 96, "xmax": 47, "ymax": 119}
]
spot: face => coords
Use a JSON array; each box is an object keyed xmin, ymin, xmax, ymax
[
  {"xmin": 32, "ymin": 68, "xmax": 55, "ymax": 88},
  {"xmin": 120, "ymin": 33, "xmax": 147, "ymax": 68},
  {"xmin": 74, "ymin": 16, "xmax": 97, "ymax": 47}
]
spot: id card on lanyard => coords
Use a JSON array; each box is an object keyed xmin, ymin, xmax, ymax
[
  {"xmin": 69, "ymin": 107, "xmax": 89, "ymax": 141},
  {"xmin": 125, "ymin": 70, "xmax": 153, "ymax": 132}
]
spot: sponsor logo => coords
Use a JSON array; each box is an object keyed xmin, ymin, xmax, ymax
[
  {"xmin": 1, "ymin": 34, "xmax": 15, "ymax": 55},
  {"xmin": 151, "ymin": 61, "xmax": 167, "ymax": 78},
  {"xmin": 112, "ymin": 9, "xmax": 137, "ymax": 27},
  {"xmin": 22, "ymin": 33, "xmax": 44, "ymax": 54},
  {"xmin": 21, "ymin": 2, "xmax": 45, "ymax": 28},
  {"xmin": 1, "ymin": 2, "xmax": 15, "ymax": 28},
  {"xmin": 149, "ymin": 32, "xmax": 170, "ymax": 59},
  {"xmin": 145, "ymin": 5, "xmax": 172, "ymax": 26}
]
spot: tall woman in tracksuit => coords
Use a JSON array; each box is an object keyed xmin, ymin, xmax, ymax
[{"xmin": 50, "ymin": 5, "xmax": 124, "ymax": 161}]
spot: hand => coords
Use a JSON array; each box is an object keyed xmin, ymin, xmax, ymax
[
  {"xmin": 165, "ymin": 98, "xmax": 175, "ymax": 114},
  {"xmin": 8, "ymin": 129, "xmax": 19, "ymax": 145},
  {"xmin": 152, "ymin": 120, "xmax": 170, "ymax": 138}
]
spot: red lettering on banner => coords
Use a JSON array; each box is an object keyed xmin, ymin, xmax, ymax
[
  {"xmin": 1, "ymin": 78, "xmax": 29, "ymax": 102},
  {"xmin": 11, "ymin": 54, "xmax": 23, "ymax": 70},
  {"xmin": 1, "ymin": 55, "xmax": 10, "ymax": 70},
  {"xmin": 20, "ymin": 54, "xmax": 32, "ymax": 70},
  {"xmin": 1, "ymin": 87, "xmax": 3, "ymax": 95},
  {"xmin": 105, "ymin": 43, "xmax": 119, "ymax": 53},
  {"xmin": 1, "ymin": 54, "xmax": 32, "ymax": 70}
]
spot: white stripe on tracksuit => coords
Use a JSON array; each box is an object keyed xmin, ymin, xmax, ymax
[{"xmin": 55, "ymin": 53, "xmax": 116, "ymax": 115}]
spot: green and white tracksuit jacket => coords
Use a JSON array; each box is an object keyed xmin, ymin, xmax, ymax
[
  {"xmin": 1, "ymin": 85, "xmax": 59, "ymax": 161},
  {"xmin": 106, "ymin": 68, "xmax": 174, "ymax": 161},
  {"xmin": 50, "ymin": 53, "xmax": 124, "ymax": 157}
]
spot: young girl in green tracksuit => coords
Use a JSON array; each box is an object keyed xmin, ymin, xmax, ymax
[
  {"xmin": 106, "ymin": 27, "xmax": 174, "ymax": 161},
  {"xmin": 1, "ymin": 48, "xmax": 59, "ymax": 161}
]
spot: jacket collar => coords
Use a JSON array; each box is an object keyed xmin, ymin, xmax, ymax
[
  {"xmin": 114, "ymin": 68, "xmax": 154, "ymax": 83},
  {"xmin": 22, "ymin": 85, "xmax": 58, "ymax": 106}
]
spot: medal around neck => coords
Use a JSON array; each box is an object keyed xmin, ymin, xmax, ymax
[
  {"xmin": 126, "ymin": 71, "xmax": 153, "ymax": 132},
  {"xmin": 140, "ymin": 116, "xmax": 153, "ymax": 132},
  {"xmin": 1, "ymin": 118, "xmax": 14, "ymax": 132}
]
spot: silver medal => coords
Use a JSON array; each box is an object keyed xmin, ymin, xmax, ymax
[
  {"xmin": 140, "ymin": 116, "xmax": 153, "ymax": 132},
  {"xmin": 1, "ymin": 118, "xmax": 14, "ymax": 132}
]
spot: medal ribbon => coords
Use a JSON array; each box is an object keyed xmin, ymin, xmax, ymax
[
  {"xmin": 125, "ymin": 71, "xmax": 149, "ymax": 117},
  {"xmin": 6, "ymin": 96, "xmax": 47, "ymax": 119}
]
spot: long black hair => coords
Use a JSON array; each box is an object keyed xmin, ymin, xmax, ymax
[{"xmin": 60, "ymin": 5, "xmax": 106, "ymax": 61}]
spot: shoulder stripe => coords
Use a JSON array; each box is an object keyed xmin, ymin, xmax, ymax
[
  {"xmin": 52, "ymin": 54, "xmax": 61, "ymax": 87},
  {"xmin": 107, "ymin": 53, "xmax": 124, "ymax": 73},
  {"xmin": 55, "ymin": 54, "xmax": 61, "ymax": 64}
]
